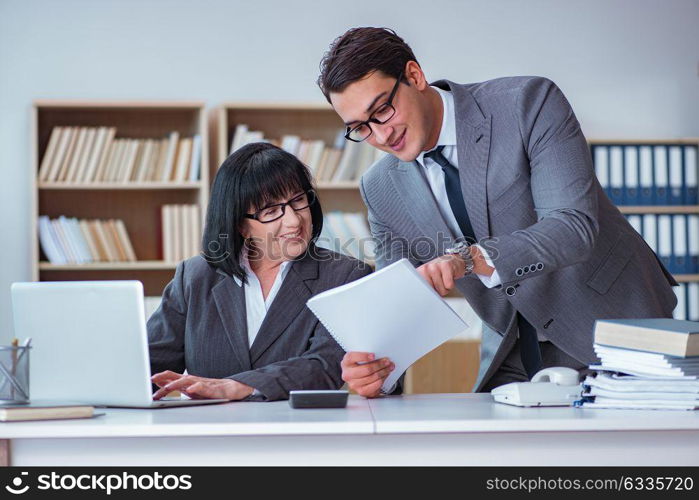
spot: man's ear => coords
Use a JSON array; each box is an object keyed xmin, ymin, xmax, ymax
[{"xmin": 404, "ymin": 60, "xmax": 428, "ymax": 91}]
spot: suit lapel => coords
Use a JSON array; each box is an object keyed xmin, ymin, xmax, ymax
[
  {"xmin": 212, "ymin": 270, "xmax": 252, "ymax": 371},
  {"xmin": 434, "ymin": 80, "xmax": 493, "ymax": 239},
  {"xmin": 388, "ymin": 163, "xmax": 455, "ymax": 259},
  {"xmin": 248, "ymin": 253, "xmax": 318, "ymax": 365}
]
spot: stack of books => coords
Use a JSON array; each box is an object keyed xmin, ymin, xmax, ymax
[
  {"xmin": 580, "ymin": 319, "xmax": 699, "ymax": 410},
  {"xmin": 38, "ymin": 126, "xmax": 201, "ymax": 183},
  {"xmin": 228, "ymin": 125, "xmax": 383, "ymax": 183},
  {"xmin": 38, "ymin": 215, "xmax": 137, "ymax": 264},
  {"xmin": 161, "ymin": 204, "xmax": 201, "ymax": 262}
]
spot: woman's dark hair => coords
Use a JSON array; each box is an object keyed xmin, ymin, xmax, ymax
[
  {"xmin": 201, "ymin": 142, "xmax": 323, "ymax": 282},
  {"xmin": 317, "ymin": 27, "xmax": 418, "ymax": 102}
]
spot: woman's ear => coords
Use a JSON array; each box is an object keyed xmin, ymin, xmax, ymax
[{"xmin": 238, "ymin": 220, "xmax": 250, "ymax": 240}]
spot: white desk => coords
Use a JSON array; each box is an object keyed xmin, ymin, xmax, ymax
[{"xmin": 2, "ymin": 394, "xmax": 699, "ymax": 466}]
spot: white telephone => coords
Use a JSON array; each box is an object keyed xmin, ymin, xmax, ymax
[{"xmin": 490, "ymin": 367, "xmax": 582, "ymax": 407}]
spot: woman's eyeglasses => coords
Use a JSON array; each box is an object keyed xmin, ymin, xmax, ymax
[{"xmin": 244, "ymin": 189, "xmax": 316, "ymax": 223}]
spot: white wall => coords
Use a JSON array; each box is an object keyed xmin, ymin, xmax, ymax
[{"xmin": 1, "ymin": 0, "xmax": 698, "ymax": 342}]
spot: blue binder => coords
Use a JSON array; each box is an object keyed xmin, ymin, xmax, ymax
[
  {"xmin": 623, "ymin": 146, "xmax": 640, "ymax": 205},
  {"xmin": 654, "ymin": 146, "xmax": 670, "ymax": 205},
  {"xmin": 592, "ymin": 145, "xmax": 611, "ymax": 199},
  {"xmin": 638, "ymin": 145, "xmax": 655, "ymax": 205},
  {"xmin": 658, "ymin": 215, "xmax": 673, "ymax": 272},
  {"xmin": 609, "ymin": 146, "xmax": 624, "ymax": 205},
  {"xmin": 685, "ymin": 145, "xmax": 698, "ymax": 205},
  {"xmin": 689, "ymin": 214, "xmax": 699, "ymax": 274},
  {"xmin": 669, "ymin": 146, "xmax": 684, "ymax": 205},
  {"xmin": 672, "ymin": 215, "xmax": 688, "ymax": 274}
]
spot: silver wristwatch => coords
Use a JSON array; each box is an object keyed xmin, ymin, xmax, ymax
[{"xmin": 444, "ymin": 241, "xmax": 475, "ymax": 275}]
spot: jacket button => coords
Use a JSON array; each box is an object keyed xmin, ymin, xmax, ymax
[
  {"xmin": 537, "ymin": 262, "xmax": 544, "ymax": 271},
  {"xmin": 505, "ymin": 286, "xmax": 517, "ymax": 296},
  {"xmin": 515, "ymin": 268, "xmax": 523, "ymax": 276}
]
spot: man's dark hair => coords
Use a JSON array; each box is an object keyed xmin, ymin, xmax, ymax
[
  {"xmin": 201, "ymin": 142, "xmax": 323, "ymax": 283},
  {"xmin": 317, "ymin": 27, "xmax": 418, "ymax": 102}
]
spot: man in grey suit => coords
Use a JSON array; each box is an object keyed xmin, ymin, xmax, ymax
[{"xmin": 317, "ymin": 27, "xmax": 677, "ymax": 397}]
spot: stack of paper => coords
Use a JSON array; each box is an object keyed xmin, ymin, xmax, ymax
[
  {"xmin": 581, "ymin": 370, "xmax": 699, "ymax": 410},
  {"xmin": 581, "ymin": 318, "xmax": 699, "ymax": 410}
]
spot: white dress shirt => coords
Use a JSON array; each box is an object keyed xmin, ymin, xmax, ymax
[
  {"xmin": 231, "ymin": 250, "xmax": 294, "ymax": 397},
  {"xmin": 232, "ymin": 249, "xmax": 294, "ymax": 347},
  {"xmin": 415, "ymin": 86, "xmax": 502, "ymax": 288}
]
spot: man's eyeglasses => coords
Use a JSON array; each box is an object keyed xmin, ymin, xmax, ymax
[
  {"xmin": 344, "ymin": 75, "xmax": 403, "ymax": 143},
  {"xmin": 244, "ymin": 190, "xmax": 316, "ymax": 223}
]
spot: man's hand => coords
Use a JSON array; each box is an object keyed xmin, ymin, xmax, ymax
[
  {"xmin": 417, "ymin": 254, "xmax": 466, "ymax": 296},
  {"xmin": 151, "ymin": 371, "xmax": 254, "ymax": 400},
  {"xmin": 341, "ymin": 352, "xmax": 395, "ymax": 398},
  {"xmin": 417, "ymin": 247, "xmax": 494, "ymax": 295}
]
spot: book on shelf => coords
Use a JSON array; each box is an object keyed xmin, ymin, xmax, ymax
[
  {"xmin": 161, "ymin": 204, "xmax": 201, "ymax": 263},
  {"xmin": 0, "ymin": 403, "xmax": 97, "ymax": 422},
  {"xmin": 160, "ymin": 131, "xmax": 180, "ymax": 182},
  {"xmin": 591, "ymin": 143, "xmax": 698, "ymax": 206},
  {"xmin": 317, "ymin": 211, "xmax": 375, "ymax": 263},
  {"xmin": 38, "ymin": 216, "xmax": 138, "ymax": 265},
  {"xmin": 227, "ymin": 124, "xmax": 382, "ymax": 183},
  {"xmin": 38, "ymin": 126, "xmax": 201, "ymax": 184}
]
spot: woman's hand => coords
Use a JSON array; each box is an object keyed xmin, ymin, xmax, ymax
[
  {"xmin": 151, "ymin": 370, "xmax": 184, "ymax": 391},
  {"xmin": 151, "ymin": 371, "xmax": 254, "ymax": 400}
]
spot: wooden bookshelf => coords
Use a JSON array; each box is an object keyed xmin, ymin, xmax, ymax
[
  {"xmin": 38, "ymin": 182, "xmax": 203, "ymax": 190},
  {"xmin": 32, "ymin": 100, "xmax": 209, "ymax": 296},
  {"xmin": 215, "ymin": 102, "xmax": 368, "ymax": 214},
  {"xmin": 38, "ymin": 261, "xmax": 178, "ymax": 271}
]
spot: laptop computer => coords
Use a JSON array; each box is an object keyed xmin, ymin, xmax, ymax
[{"xmin": 10, "ymin": 280, "xmax": 229, "ymax": 408}]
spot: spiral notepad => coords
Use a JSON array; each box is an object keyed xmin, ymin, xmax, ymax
[{"xmin": 307, "ymin": 259, "xmax": 468, "ymax": 393}]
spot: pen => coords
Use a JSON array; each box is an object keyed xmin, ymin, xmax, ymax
[
  {"xmin": 10, "ymin": 338, "xmax": 18, "ymax": 400},
  {"xmin": 15, "ymin": 337, "xmax": 31, "ymax": 364}
]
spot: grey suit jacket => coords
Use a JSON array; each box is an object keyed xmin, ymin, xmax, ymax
[
  {"xmin": 147, "ymin": 245, "xmax": 371, "ymax": 401},
  {"xmin": 359, "ymin": 76, "xmax": 677, "ymax": 392}
]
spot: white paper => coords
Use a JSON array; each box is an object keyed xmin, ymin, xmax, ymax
[{"xmin": 307, "ymin": 259, "xmax": 468, "ymax": 392}]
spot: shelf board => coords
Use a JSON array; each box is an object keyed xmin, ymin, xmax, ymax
[
  {"xmin": 33, "ymin": 100, "xmax": 205, "ymax": 109},
  {"xmin": 221, "ymin": 101, "xmax": 332, "ymax": 111},
  {"xmin": 39, "ymin": 261, "xmax": 179, "ymax": 271},
  {"xmin": 618, "ymin": 206, "xmax": 699, "ymax": 214},
  {"xmin": 675, "ymin": 274, "xmax": 699, "ymax": 283},
  {"xmin": 587, "ymin": 138, "xmax": 699, "ymax": 145},
  {"xmin": 38, "ymin": 182, "xmax": 203, "ymax": 190}
]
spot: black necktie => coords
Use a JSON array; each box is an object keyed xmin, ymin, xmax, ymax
[
  {"xmin": 423, "ymin": 146, "xmax": 476, "ymax": 242},
  {"xmin": 424, "ymin": 145, "xmax": 542, "ymax": 379}
]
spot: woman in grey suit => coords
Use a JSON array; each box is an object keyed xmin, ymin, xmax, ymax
[{"xmin": 147, "ymin": 142, "xmax": 374, "ymax": 401}]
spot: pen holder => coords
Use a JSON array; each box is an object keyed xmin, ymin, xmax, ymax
[{"xmin": 0, "ymin": 346, "xmax": 31, "ymax": 405}]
